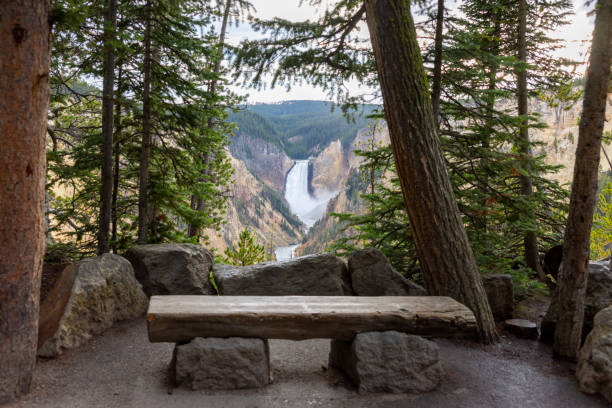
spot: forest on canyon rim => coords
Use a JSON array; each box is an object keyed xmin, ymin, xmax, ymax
[
  {"xmin": 2, "ymin": 0, "xmax": 612, "ymax": 402},
  {"xmin": 40, "ymin": 0, "xmax": 611, "ymax": 290}
]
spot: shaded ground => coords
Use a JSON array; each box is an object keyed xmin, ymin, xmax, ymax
[{"xmin": 8, "ymin": 317, "xmax": 608, "ymax": 408}]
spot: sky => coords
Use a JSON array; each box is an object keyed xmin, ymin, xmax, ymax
[{"xmin": 225, "ymin": 0, "xmax": 596, "ymax": 103}]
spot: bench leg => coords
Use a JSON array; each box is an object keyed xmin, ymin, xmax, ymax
[
  {"xmin": 329, "ymin": 331, "xmax": 444, "ymax": 394},
  {"xmin": 171, "ymin": 337, "xmax": 271, "ymax": 390}
]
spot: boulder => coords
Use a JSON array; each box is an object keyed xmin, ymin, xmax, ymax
[
  {"xmin": 38, "ymin": 254, "xmax": 148, "ymax": 357},
  {"xmin": 329, "ymin": 331, "xmax": 444, "ymax": 394},
  {"xmin": 584, "ymin": 260, "xmax": 612, "ymax": 335},
  {"xmin": 38, "ymin": 263, "xmax": 78, "ymax": 350},
  {"xmin": 347, "ymin": 248, "xmax": 426, "ymax": 296},
  {"xmin": 172, "ymin": 337, "xmax": 271, "ymax": 390},
  {"xmin": 541, "ymin": 260, "xmax": 612, "ymax": 342},
  {"xmin": 212, "ymin": 253, "xmax": 352, "ymax": 296},
  {"xmin": 124, "ymin": 243, "xmax": 215, "ymax": 296},
  {"xmin": 482, "ymin": 274, "xmax": 514, "ymax": 321},
  {"xmin": 577, "ymin": 306, "xmax": 612, "ymax": 403}
]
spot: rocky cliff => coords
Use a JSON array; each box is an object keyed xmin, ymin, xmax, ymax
[
  {"xmin": 297, "ymin": 124, "xmax": 390, "ymax": 256},
  {"xmin": 230, "ymin": 132, "xmax": 294, "ymax": 193},
  {"xmin": 530, "ymin": 97, "xmax": 612, "ymax": 184},
  {"xmin": 204, "ymin": 153, "xmax": 303, "ymax": 254}
]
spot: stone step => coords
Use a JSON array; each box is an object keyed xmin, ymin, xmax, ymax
[{"xmin": 147, "ymin": 295, "xmax": 477, "ymax": 342}]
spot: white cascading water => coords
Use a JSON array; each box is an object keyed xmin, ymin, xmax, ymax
[{"xmin": 275, "ymin": 160, "xmax": 337, "ymax": 261}]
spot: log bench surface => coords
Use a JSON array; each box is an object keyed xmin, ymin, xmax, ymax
[{"xmin": 147, "ymin": 295, "xmax": 477, "ymax": 342}]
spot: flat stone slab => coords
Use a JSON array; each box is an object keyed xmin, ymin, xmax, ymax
[{"xmin": 147, "ymin": 295, "xmax": 477, "ymax": 342}]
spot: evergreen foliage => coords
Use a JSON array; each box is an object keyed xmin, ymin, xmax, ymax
[
  {"xmin": 230, "ymin": 100, "xmax": 376, "ymax": 158},
  {"xmin": 47, "ymin": 0, "xmax": 238, "ymax": 254},
  {"xmin": 231, "ymin": 0, "xmax": 575, "ymax": 288},
  {"xmin": 591, "ymin": 181, "xmax": 612, "ymax": 260},
  {"xmin": 223, "ymin": 228, "xmax": 269, "ymax": 266}
]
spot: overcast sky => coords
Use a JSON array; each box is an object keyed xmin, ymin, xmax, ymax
[{"xmin": 225, "ymin": 0, "xmax": 595, "ymax": 103}]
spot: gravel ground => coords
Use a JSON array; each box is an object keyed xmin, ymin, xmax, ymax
[{"xmin": 7, "ymin": 317, "xmax": 609, "ymax": 408}]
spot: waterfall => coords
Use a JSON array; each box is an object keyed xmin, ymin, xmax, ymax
[
  {"xmin": 276, "ymin": 160, "xmax": 337, "ymax": 261},
  {"xmin": 284, "ymin": 160, "xmax": 333, "ymax": 229}
]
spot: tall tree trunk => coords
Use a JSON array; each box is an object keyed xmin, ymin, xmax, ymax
[
  {"xmin": 138, "ymin": 0, "xmax": 153, "ymax": 244},
  {"xmin": 430, "ymin": 0, "xmax": 444, "ymax": 127},
  {"xmin": 111, "ymin": 70, "xmax": 122, "ymax": 254},
  {"xmin": 553, "ymin": 0, "xmax": 612, "ymax": 361},
  {"xmin": 517, "ymin": 0, "xmax": 545, "ymax": 280},
  {"xmin": 364, "ymin": 0, "xmax": 497, "ymax": 343},
  {"xmin": 97, "ymin": 0, "xmax": 117, "ymax": 254},
  {"xmin": 188, "ymin": 0, "xmax": 232, "ymax": 238},
  {"xmin": 474, "ymin": 13, "xmax": 501, "ymax": 234},
  {"xmin": 0, "ymin": 1, "xmax": 50, "ymax": 402}
]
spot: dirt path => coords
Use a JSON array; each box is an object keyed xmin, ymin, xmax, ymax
[{"xmin": 8, "ymin": 317, "xmax": 608, "ymax": 408}]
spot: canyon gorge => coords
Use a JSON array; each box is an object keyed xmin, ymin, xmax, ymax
[{"xmin": 205, "ymin": 98, "xmax": 612, "ymax": 260}]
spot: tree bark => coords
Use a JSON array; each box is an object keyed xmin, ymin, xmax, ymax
[
  {"xmin": 553, "ymin": 0, "xmax": 612, "ymax": 361},
  {"xmin": 517, "ymin": 0, "xmax": 545, "ymax": 280},
  {"xmin": 111, "ymin": 71, "xmax": 122, "ymax": 253},
  {"xmin": 364, "ymin": 0, "xmax": 497, "ymax": 343},
  {"xmin": 430, "ymin": 0, "xmax": 444, "ymax": 127},
  {"xmin": 0, "ymin": 1, "xmax": 50, "ymax": 402},
  {"xmin": 97, "ymin": 0, "xmax": 117, "ymax": 254},
  {"xmin": 138, "ymin": 0, "xmax": 153, "ymax": 244}
]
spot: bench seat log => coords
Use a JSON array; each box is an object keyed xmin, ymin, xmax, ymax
[{"xmin": 147, "ymin": 296, "xmax": 477, "ymax": 342}]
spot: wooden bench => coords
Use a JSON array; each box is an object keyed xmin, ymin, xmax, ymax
[{"xmin": 146, "ymin": 295, "xmax": 477, "ymax": 342}]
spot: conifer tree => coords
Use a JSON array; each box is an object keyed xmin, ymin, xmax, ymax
[
  {"xmin": 554, "ymin": 0, "xmax": 612, "ymax": 361},
  {"xmin": 0, "ymin": 1, "xmax": 50, "ymax": 401},
  {"xmin": 47, "ymin": 0, "xmax": 236, "ymax": 253}
]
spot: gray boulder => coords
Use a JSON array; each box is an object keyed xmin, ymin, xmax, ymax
[
  {"xmin": 348, "ymin": 248, "xmax": 426, "ymax": 296},
  {"xmin": 542, "ymin": 260, "xmax": 612, "ymax": 342},
  {"xmin": 38, "ymin": 254, "xmax": 148, "ymax": 357},
  {"xmin": 124, "ymin": 243, "xmax": 215, "ymax": 296},
  {"xmin": 172, "ymin": 337, "xmax": 271, "ymax": 390},
  {"xmin": 584, "ymin": 260, "xmax": 612, "ymax": 334},
  {"xmin": 482, "ymin": 274, "xmax": 514, "ymax": 321},
  {"xmin": 329, "ymin": 331, "xmax": 444, "ymax": 393},
  {"xmin": 212, "ymin": 253, "xmax": 352, "ymax": 296},
  {"xmin": 577, "ymin": 306, "xmax": 612, "ymax": 403}
]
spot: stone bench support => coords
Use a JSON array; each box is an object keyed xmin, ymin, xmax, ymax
[
  {"xmin": 172, "ymin": 337, "xmax": 271, "ymax": 390},
  {"xmin": 329, "ymin": 331, "xmax": 444, "ymax": 394}
]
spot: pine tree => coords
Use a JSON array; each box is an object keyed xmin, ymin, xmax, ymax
[
  {"xmin": 46, "ymin": 0, "xmax": 237, "ymax": 253},
  {"xmin": 554, "ymin": 0, "xmax": 612, "ymax": 361},
  {"xmin": 223, "ymin": 228, "xmax": 267, "ymax": 266},
  {"xmin": 0, "ymin": 1, "xmax": 50, "ymax": 401}
]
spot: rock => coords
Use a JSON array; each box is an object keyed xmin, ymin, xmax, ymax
[
  {"xmin": 505, "ymin": 319, "xmax": 538, "ymax": 339},
  {"xmin": 543, "ymin": 244, "xmax": 563, "ymax": 281},
  {"xmin": 584, "ymin": 260, "xmax": 612, "ymax": 335},
  {"xmin": 577, "ymin": 306, "xmax": 612, "ymax": 403},
  {"xmin": 329, "ymin": 331, "xmax": 444, "ymax": 393},
  {"xmin": 38, "ymin": 263, "xmax": 78, "ymax": 350},
  {"xmin": 482, "ymin": 274, "xmax": 514, "ymax": 321},
  {"xmin": 172, "ymin": 337, "xmax": 271, "ymax": 390},
  {"xmin": 347, "ymin": 248, "xmax": 426, "ymax": 296},
  {"xmin": 38, "ymin": 254, "xmax": 148, "ymax": 357},
  {"xmin": 212, "ymin": 253, "xmax": 352, "ymax": 296},
  {"xmin": 230, "ymin": 132, "xmax": 294, "ymax": 193},
  {"xmin": 541, "ymin": 260, "xmax": 612, "ymax": 343},
  {"xmin": 124, "ymin": 243, "xmax": 215, "ymax": 297}
]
